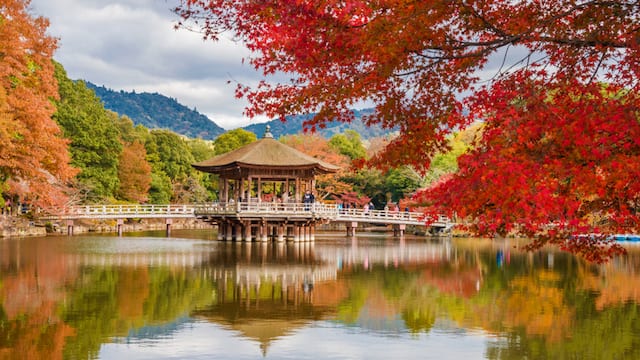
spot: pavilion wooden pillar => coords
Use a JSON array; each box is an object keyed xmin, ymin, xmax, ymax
[
  {"xmin": 277, "ymin": 224, "xmax": 285, "ymax": 242},
  {"xmin": 286, "ymin": 225, "xmax": 293, "ymax": 242},
  {"xmin": 302, "ymin": 225, "xmax": 309, "ymax": 242},
  {"xmin": 293, "ymin": 225, "xmax": 300, "ymax": 242},
  {"xmin": 243, "ymin": 221, "xmax": 252, "ymax": 242},
  {"xmin": 225, "ymin": 222, "xmax": 233, "ymax": 241},
  {"xmin": 235, "ymin": 223, "xmax": 242, "ymax": 241},
  {"xmin": 260, "ymin": 221, "xmax": 268, "ymax": 242},
  {"xmin": 222, "ymin": 178, "xmax": 229, "ymax": 203},
  {"xmin": 295, "ymin": 178, "xmax": 301, "ymax": 202},
  {"xmin": 217, "ymin": 222, "xmax": 224, "ymax": 241}
]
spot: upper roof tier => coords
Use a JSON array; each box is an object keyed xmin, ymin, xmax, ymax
[{"xmin": 192, "ymin": 126, "xmax": 340, "ymax": 176}]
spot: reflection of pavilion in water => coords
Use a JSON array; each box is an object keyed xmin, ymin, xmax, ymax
[
  {"xmin": 196, "ymin": 239, "xmax": 457, "ymax": 355},
  {"xmin": 63, "ymin": 239, "xmax": 458, "ymax": 355}
]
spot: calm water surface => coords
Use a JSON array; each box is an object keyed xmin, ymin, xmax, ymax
[{"xmin": 1, "ymin": 229, "xmax": 640, "ymax": 359}]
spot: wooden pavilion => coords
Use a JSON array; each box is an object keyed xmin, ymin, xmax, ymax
[{"xmin": 192, "ymin": 126, "xmax": 340, "ymax": 242}]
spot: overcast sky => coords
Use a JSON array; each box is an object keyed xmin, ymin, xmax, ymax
[
  {"xmin": 29, "ymin": 0, "xmax": 268, "ymax": 130},
  {"xmin": 27, "ymin": 0, "xmax": 531, "ymax": 131}
]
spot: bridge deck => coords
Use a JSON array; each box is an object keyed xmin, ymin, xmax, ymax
[{"xmin": 41, "ymin": 202, "xmax": 452, "ymax": 229}]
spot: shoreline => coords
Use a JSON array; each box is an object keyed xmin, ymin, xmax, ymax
[
  {"xmin": 1, "ymin": 215, "xmax": 454, "ymax": 238},
  {"xmin": 0, "ymin": 216, "xmax": 214, "ymax": 238}
]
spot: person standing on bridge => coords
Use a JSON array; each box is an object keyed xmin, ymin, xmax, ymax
[{"xmin": 303, "ymin": 190, "xmax": 315, "ymax": 211}]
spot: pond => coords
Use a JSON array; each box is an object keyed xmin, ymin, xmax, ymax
[{"xmin": 1, "ymin": 229, "xmax": 639, "ymax": 359}]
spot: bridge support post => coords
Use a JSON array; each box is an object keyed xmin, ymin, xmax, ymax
[
  {"xmin": 293, "ymin": 225, "xmax": 300, "ymax": 242},
  {"xmin": 117, "ymin": 219, "xmax": 124, "ymax": 237},
  {"xmin": 235, "ymin": 223, "xmax": 242, "ymax": 241},
  {"xmin": 346, "ymin": 222, "xmax": 358, "ymax": 237},
  {"xmin": 392, "ymin": 224, "xmax": 406, "ymax": 238},
  {"xmin": 243, "ymin": 221, "xmax": 252, "ymax": 242},
  {"xmin": 277, "ymin": 224, "xmax": 285, "ymax": 242},
  {"xmin": 217, "ymin": 222, "xmax": 224, "ymax": 241},
  {"xmin": 66, "ymin": 220, "xmax": 74, "ymax": 236},
  {"xmin": 310, "ymin": 224, "xmax": 315, "ymax": 242},
  {"xmin": 286, "ymin": 225, "xmax": 293, "ymax": 242},
  {"xmin": 260, "ymin": 222, "xmax": 268, "ymax": 242},
  {"xmin": 226, "ymin": 223, "xmax": 233, "ymax": 241},
  {"xmin": 165, "ymin": 218, "xmax": 172, "ymax": 237}
]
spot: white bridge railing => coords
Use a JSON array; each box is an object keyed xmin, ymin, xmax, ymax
[
  {"xmin": 43, "ymin": 204, "xmax": 197, "ymax": 219},
  {"xmin": 42, "ymin": 202, "xmax": 452, "ymax": 228}
]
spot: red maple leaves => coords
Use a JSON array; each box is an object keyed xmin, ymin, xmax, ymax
[
  {"xmin": 175, "ymin": 1, "xmax": 640, "ymax": 261},
  {"xmin": 416, "ymin": 77, "xmax": 639, "ymax": 262}
]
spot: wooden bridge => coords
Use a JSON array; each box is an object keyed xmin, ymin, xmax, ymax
[{"xmin": 42, "ymin": 202, "xmax": 453, "ymax": 239}]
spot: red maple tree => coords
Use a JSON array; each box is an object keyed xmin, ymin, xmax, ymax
[{"xmin": 175, "ymin": 1, "xmax": 639, "ymax": 261}]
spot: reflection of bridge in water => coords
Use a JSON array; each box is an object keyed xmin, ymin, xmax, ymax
[
  {"xmin": 61, "ymin": 239, "xmax": 453, "ymax": 266},
  {"xmin": 63, "ymin": 239, "xmax": 453, "ymax": 284}
]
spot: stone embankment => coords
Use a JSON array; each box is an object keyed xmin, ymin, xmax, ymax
[
  {"xmin": 0, "ymin": 216, "xmax": 47, "ymax": 237},
  {"xmin": 1, "ymin": 216, "xmax": 213, "ymax": 237}
]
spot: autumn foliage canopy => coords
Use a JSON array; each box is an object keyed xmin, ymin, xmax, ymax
[
  {"xmin": 0, "ymin": 0, "xmax": 77, "ymax": 208},
  {"xmin": 175, "ymin": 1, "xmax": 639, "ymax": 261}
]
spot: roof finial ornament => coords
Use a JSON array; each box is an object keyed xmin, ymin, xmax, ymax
[{"xmin": 264, "ymin": 125, "xmax": 273, "ymax": 138}]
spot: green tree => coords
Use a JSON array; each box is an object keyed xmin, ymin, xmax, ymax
[
  {"xmin": 112, "ymin": 112, "xmax": 148, "ymax": 145},
  {"xmin": 339, "ymin": 167, "xmax": 386, "ymax": 206},
  {"xmin": 53, "ymin": 62, "xmax": 122, "ymax": 202},
  {"xmin": 385, "ymin": 166, "xmax": 423, "ymax": 204},
  {"xmin": 213, "ymin": 128, "xmax": 256, "ymax": 155},
  {"xmin": 188, "ymin": 138, "xmax": 215, "ymax": 162},
  {"xmin": 329, "ymin": 130, "xmax": 366, "ymax": 160},
  {"xmin": 148, "ymin": 172, "xmax": 172, "ymax": 204},
  {"xmin": 147, "ymin": 130, "xmax": 195, "ymax": 181},
  {"xmin": 188, "ymin": 138, "xmax": 217, "ymax": 201}
]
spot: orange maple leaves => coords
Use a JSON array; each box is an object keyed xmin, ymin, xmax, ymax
[{"xmin": 1, "ymin": 0, "xmax": 77, "ymax": 208}]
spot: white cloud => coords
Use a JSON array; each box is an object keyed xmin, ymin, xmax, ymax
[{"xmin": 29, "ymin": 0, "xmax": 267, "ymax": 130}]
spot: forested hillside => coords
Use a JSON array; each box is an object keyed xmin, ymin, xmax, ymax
[
  {"xmin": 86, "ymin": 82, "xmax": 393, "ymax": 140},
  {"xmin": 86, "ymin": 82, "xmax": 226, "ymax": 140}
]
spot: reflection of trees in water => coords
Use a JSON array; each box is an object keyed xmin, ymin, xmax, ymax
[
  {"xmin": 2, "ymin": 236, "xmax": 640, "ymax": 359},
  {"xmin": 60, "ymin": 265, "xmax": 216, "ymax": 359}
]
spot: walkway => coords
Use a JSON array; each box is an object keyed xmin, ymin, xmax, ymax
[
  {"xmin": 43, "ymin": 202, "xmax": 451, "ymax": 227},
  {"xmin": 41, "ymin": 202, "xmax": 453, "ymax": 237}
]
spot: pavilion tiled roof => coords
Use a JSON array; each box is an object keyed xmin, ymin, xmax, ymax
[{"xmin": 192, "ymin": 127, "xmax": 340, "ymax": 174}]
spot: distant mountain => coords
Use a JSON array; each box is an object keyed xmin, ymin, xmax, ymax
[
  {"xmin": 243, "ymin": 108, "xmax": 395, "ymax": 140},
  {"xmin": 86, "ymin": 81, "xmax": 395, "ymax": 141},
  {"xmin": 86, "ymin": 82, "xmax": 226, "ymax": 140}
]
